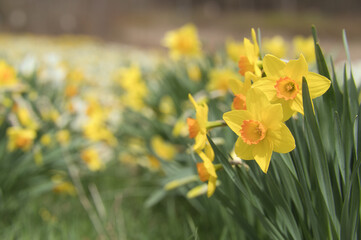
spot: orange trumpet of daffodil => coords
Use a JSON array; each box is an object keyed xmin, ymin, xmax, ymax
[
  {"xmin": 223, "ymin": 88, "xmax": 295, "ymax": 173},
  {"xmin": 252, "ymin": 54, "xmax": 331, "ymax": 121}
]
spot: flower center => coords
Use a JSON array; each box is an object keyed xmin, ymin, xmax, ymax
[
  {"xmin": 232, "ymin": 93, "xmax": 247, "ymax": 110},
  {"xmin": 240, "ymin": 120, "xmax": 266, "ymax": 145},
  {"xmin": 275, "ymin": 77, "xmax": 300, "ymax": 100},
  {"xmin": 238, "ymin": 56, "xmax": 254, "ymax": 76},
  {"xmin": 187, "ymin": 118, "xmax": 200, "ymax": 139}
]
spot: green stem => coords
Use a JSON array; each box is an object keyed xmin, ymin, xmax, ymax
[{"xmin": 206, "ymin": 120, "xmax": 227, "ymax": 130}]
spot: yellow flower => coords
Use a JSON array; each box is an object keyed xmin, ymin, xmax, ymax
[
  {"xmin": 0, "ymin": 61, "xmax": 18, "ymax": 87},
  {"xmin": 115, "ymin": 64, "xmax": 148, "ymax": 111},
  {"xmin": 159, "ymin": 95, "xmax": 176, "ymax": 116},
  {"xmin": 40, "ymin": 134, "xmax": 52, "ymax": 146},
  {"xmin": 151, "ymin": 135, "xmax": 177, "ymax": 161},
  {"xmin": 225, "ymin": 38, "xmax": 245, "ymax": 62},
  {"xmin": 229, "ymin": 72, "xmax": 257, "ymax": 110},
  {"xmin": 293, "ymin": 36, "xmax": 315, "ymax": 62},
  {"xmin": 7, "ymin": 127, "xmax": 36, "ymax": 151},
  {"xmin": 252, "ymin": 54, "xmax": 331, "ymax": 120},
  {"xmin": 16, "ymin": 107, "xmax": 38, "ymax": 130},
  {"xmin": 162, "ymin": 24, "xmax": 202, "ymax": 60},
  {"xmin": 56, "ymin": 130, "xmax": 70, "ymax": 146},
  {"xmin": 263, "ymin": 36, "xmax": 287, "ymax": 58},
  {"xmin": 52, "ymin": 174, "xmax": 76, "ymax": 196},
  {"xmin": 187, "ymin": 64, "xmax": 202, "ymax": 82},
  {"xmin": 207, "ymin": 68, "xmax": 240, "ymax": 92},
  {"xmin": 238, "ymin": 28, "xmax": 262, "ymax": 77},
  {"xmin": 196, "ymin": 141, "xmax": 218, "ymax": 197},
  {"xmin": 223, "ymin": 88, "xmax": 295, "ymax": 173},
  {"xmin": 187, "ymin": 94, "xmax": 208, "ymax": 152},
  {"xmin": 147, "ymin": 155, "xmax": 161, "ymax": 171},
  {"xmin": 81, "ymin": 148, "xmax": 104, "ymax": 171}
]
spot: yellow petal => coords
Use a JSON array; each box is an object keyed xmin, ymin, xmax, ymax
[
  {"xmin": 204, "ymin": 141, "xmax": 215, "ymax": 162},
  {"xmin": 234, "ymin": 137, "xmax": 254, "ymax": 160},
  {"xmin": 196, "ymin": 103, "xmax": 208, "ymax": 129},
  {"xmin": 252, "ymin": 79, "xmax": 277, "ymax": 101},
  {"xmin": 278, "ymin": 99, "xmax": 297, "ymax": 121},
  {"xmin": 198, "ymin": 151, "xmax": 217, "ymax": 178},
  {"xmin": 263, "ymin": 54, "xmax": 286, "ymax": 78},
  {"xmin": 246, "ymin": 88, "xmax": 270, "ymax": 119},
  {"xmin": 223, "ymin": 110, "xmax": 253, "ymax": 137},
  {"xmin": 251, "ymin": 28, "xmax": 259, "ymax": 56},
  {"xmin": 193, "ymin": 132, "xmax": 207, "ymax": 152},
  {"xmin": 252, "ymin": 139, "xmax": 273, "ymax": 173},
  {"xmin": 306, "ymin": 72, "xmax": 331, "ymax": 98},
  {"xmin": 284, "ymin": 54, "xmax": 308, "ymax": 81},
  {"xmin": 207, "ymin": 176, "xmax": 217, "ymax": 197},
  {"xmin": 261, "ymin": 103, "xmax": 283, "ymax": 129},
  {"xmin": 188, "ymin": 93, "xmax": 198, "ymax": 109},
  {"xmin": 290, "ymin": 95, "xmax": 304, "ymax": 115},
  {"xmin": 229, "ymin": 78, "xmax": 244, "ymax": 95},
  {"xmin": 269, "ymin": 123, "xmax": 296, "ymax": 153}
]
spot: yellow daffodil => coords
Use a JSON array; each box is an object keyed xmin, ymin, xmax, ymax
[
  {"xmin": 187, "ymin": 64, "xmax": 202, "ymax": 82},
  {"xmin": 7, "ymin": 127, "xmax": 36, "ymax": 152},
  {"xmin": 207, "ymin": 68, "xmax": 240, "ymax": 92},
  {"xmin": 187, "ymin": 94, "xmax": 208, "ymax": 152},
  {"xmin": 52, "ymin": 174, "xmax": 76, "ymax": 196},
  {"xmin": 56, "ymin": 130, "xmax": 70, "ymax": 146},
  {"xmin": 263, "ymin": 36, "xmax": 287, "ymax": 58},
  {"xmin": 223, "ymin": 88, "xmax": 295, "ymax": 173},
  {"xmin": 238, "ymin": 28, "xmax": 262, "ymax": 77},
  {"xmin": 252, "ymin": 54, "xmax": 331, "ymax": 120},
  {"xmin": 115, "ymin": 64, "xmax": 148, "ymax": 111},
  {"xmin": 159, "ymin": 95, "xmax": 176, "ymax": 116},
  {"xmin": 293, "ymin": 36, "xmax": 315, "ymax": 63},
  {"xmin": 40, "ymin": 134, "xmax": 52, "ymax": 146},
  {"xmin": 151, "ymin": 135, "xmax": 177, "ymax": 161},
  {"xmin": 16, "ymin": 107, "xmax": 38, "ymax": 130},
  {"xmin": 162, "ymin": 24, "xmax": 202, "ymax": 60},
  {"xmin": 195, "ymin": 142, "xmax": 218, "ymax": 197},
  {"xmin": 229, "ymin": 72, "xmax": 257, "ymax": 110},
  {"xmin": 225, "ymin": 38, "xmax": 245, "ymax": 62},
  {"xmin": 0, "ymin": 61, "xmax": 18, "ymax": 87},
  {"xmin": 81, "ymin": 148, "xmax": 104, "ymax": 171}
]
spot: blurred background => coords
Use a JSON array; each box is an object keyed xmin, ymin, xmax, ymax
[{"xmin": 1, "ymin": 0, "xmax": 361, "ymax": 54}]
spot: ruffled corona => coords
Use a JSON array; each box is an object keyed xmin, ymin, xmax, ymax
[
  {"xmin": 187, "ymin": 117, "xmax": 200, "ymax": 139},
  {"xmin": 240, "ymin": 120, "xmax": 266, "ymax": 145},
  {"xmin": 238, "ymin": 56, "xmax": 254, "ymax": 76},
  {"xmin": 275, "ymin": 77, "xmax": 300, "ymax": 100}
]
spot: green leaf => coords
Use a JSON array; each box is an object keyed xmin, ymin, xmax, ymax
[
  {"xmin": 311, "ymin": 25, "xmax": 331, "ymax": 79},
  {"xmin": 302, "ymin": 77, "xmax": 339, "ymax": 235}
]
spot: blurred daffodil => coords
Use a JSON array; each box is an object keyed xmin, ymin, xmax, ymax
[
  {"xmin": 0, "ymin": 61, "xmax": 18, "ymax": 88},
  {"xmin": 263, "ymin": 36, "xmax": 287, "ymax": 58},
  {"xmin": 225, "ymin": 38, "xmax": 245, "ymax": 62},
  {"xmin": 187, "ymin": 64, "xmax": 202, "ymax": 82},
  {"xmin": 81, "ymin": 148, "xmax": 104, "ymax": 171},
  {"xmin": 7, "ymin": 126, "xmax": 36, "ymax": 152},
  {"xmin": 207, "ymin": 68, "xmax": 240, "ymax": 92},
  {"xmin": 162, "ymin": 24, "xmax": 202, "ymax": 60},
  {"xmin": 238, "ymin": 28, "xmax": 262, "ymax": 77},
  {"xmin": 223, "ymin": 88, "xmax": 295, "ymax": 173},
  {"xmin": 151, "ymin": 135, "xmax": 177, "ymax": 161},
  {"xmin": 293, "ymin": 36, "xmax": 315, "ymax": 62},
  {"xmin": 252, "ymin": 54, "xmax": 331, "ymax": 120}
]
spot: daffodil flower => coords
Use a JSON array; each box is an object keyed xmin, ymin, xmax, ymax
[
  {"xmin": 229, "ymin": 72, "xmax": 257, "ymax": 110},
  {"xmin": 162, "ymin": 24, "xmax": 202, "ymax": 60},
  {"xmin": 238, "ymin": 28, "xmax": 262, "ymax": 77},
  {"xmin": 196, "ymin": 142, "xmax": 219, "ymax": 197},
  {"xmin": 223, "ymin": 88, "xmax": 295, "ymax": 173},
  {"xmin": 187, "ymin": 94, "xmax": 208, "ymax": 152},
  {"xmin": 252, "ymin": 54, "xmax": 331, "ymax": 121}
]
